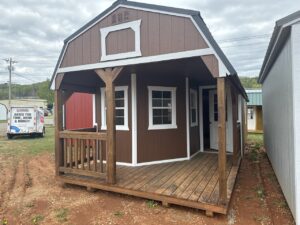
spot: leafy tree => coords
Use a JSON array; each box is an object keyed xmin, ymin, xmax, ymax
[{"xmin": 239, "ymin": 77, "xmax": 261, "ymax": 89}]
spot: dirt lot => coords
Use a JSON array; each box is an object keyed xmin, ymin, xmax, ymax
[{"xmin": 0, "ymin": 130, "xmax": 295, "ymax": 225}]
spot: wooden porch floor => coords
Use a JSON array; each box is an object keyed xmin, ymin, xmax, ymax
[{"xmin": 57, "ymin": 152, "xmax": 239, "ymax": 214}]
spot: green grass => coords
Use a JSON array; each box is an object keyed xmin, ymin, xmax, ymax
[
  {"xmin": 0, "ymin": 120, "xmax": 7, "ymax": 123},
  {"xmin": 113, "ymin": 211, "xmax": 124, "ymax": 217},
  {"xmin": 55, "ymin": 208, "xmax": 68, "ymax": 222},
  {"xmin": 247, "ymin": 133, "xmax": 264, "ymax": 146},
  {"xmin": 0, "ymin": 126, "xmax": 54, "ymax": 157},
  {"xmin": 31, "ymin": 214, "xmax": 44, "ymax": 225},
  {"xmin": 146, "ymin": 200, "xmax": 158, "ymax": 208}
]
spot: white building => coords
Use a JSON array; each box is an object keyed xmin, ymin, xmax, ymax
[{"xmin": 258, "ymin": 11, "xmax": 300, "ymax": 224}]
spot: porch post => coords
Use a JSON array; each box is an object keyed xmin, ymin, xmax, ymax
[
  {"xmin": 95, "ymin": 67, "xmax": 123, "ymax": 184},
  {"xmin": 231, "ymin": 85, "xmax": 239, "ymax": 166},
  {"xmin": 217, "ymin": 77, "xmax": 227, "ymax": 203},
  {"xmin": 54, "ymin": 89, "xmax": 63, "ymax": 176}
]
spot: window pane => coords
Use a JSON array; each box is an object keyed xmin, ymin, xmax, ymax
[
  {"xmin": 153, "ymin": 99, "xmax": 162, "ymax": 107},
  {"xmin": 115, "ymin": 90, "xmax": 124, "ymax": 98},
  {"xmin": 152, "ymin": 91, "xmax": 162, "ymax": 98},
  {"xmin": 162, "ymin": 99, "xmax": 171, "ymax": 107},
  {"xmin": 191, "ymin": 109, "xmax": 196, "ymax": 123},
  {"xmin": 115, "ymin": 99, "xmax": 124, "ymax": 107},
  {"xmin": 162, "ymin": 116, "xmax": 172, "ymax": 124},
  {"xmin": 153, "ymin": 116, "xmax": 162, "ymax": 124},
  {"xmin": 163, "ymin": 91, "xmax": 171, "ymax": 98},
  {"xmin": 116, "ymin": 117, "xmax": 124, "ymax": 125},
  {"xmin": 214, "ymin": 112, "xmax": 218, "ymax": 121},
  {"xmin": 153, "ymin": 109, "xmax": 162, "ymax": 117},
  {"xmin": 116, "ymin": 109, "xmax": 124, "ymax": 117}
]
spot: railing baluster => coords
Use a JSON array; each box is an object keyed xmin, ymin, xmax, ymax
[
  {"xmin": 99, "ymin": 140, "xmax": 103, "ymax": 173},
  {"xmin": 81, "ymin": 139, "xmax": 84, "ymax": 170},
  {"xmin": 64, "ymin": 138, "xmax": 67, "ymax": 168},
  {"xmin": 75, "ymin": 139, "xmax": 78, "ymax": 169},
  {"xmin": 93, "ymin": 140, "xmax": 97, "ymax": 171},
  {"xmin": 70, "ymin": 139, "xmax": 73, "ymax": 168},
  {"xmin": 87, "ymin": 139, "xmax": 90, "ymax": 170}
]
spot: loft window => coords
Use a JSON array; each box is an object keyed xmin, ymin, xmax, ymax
[
  {"xmin": 190, "ymin": 89, "xmax": 198, "ymax": 127},
  {"xmin": 148, "ymin": 86, "xmax": 177, "ymax": 130},
  {"xmin": 101, "ymin": 86, "xmax": 129, "ymax": 130}
]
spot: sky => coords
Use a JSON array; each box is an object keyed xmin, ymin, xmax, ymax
[{"xmin": 0, "ymin": 0, "xmax": 299, "ymax": 85}]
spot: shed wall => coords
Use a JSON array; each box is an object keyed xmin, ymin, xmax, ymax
[
  {"xmin": 60, "ymin": 7, "xmax": 208, "ymax": 68},
  {"xmin": 262, "ymin": 35, "xmax": 296, "ymax": 218},
  {"xmin": 292, "ymin": 22, "xmax": 300, "ymax": 225}
]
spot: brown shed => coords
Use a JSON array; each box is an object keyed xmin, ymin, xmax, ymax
[{"xmin": 51, "ymin": 0, "xmax": 248, "ymax": 216}]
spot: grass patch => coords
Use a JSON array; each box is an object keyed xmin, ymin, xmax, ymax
[
  {"xmin": 273, "ymin": 199, "xmax": 289, "ymax": 209},
  {"xmin": 247, "ymin": 133, "xmax": 263, "ymax": 147},
  {"xmin": 146, "ymin": 200, "xmax": 158, "ymax": 208},
  {"xmin": 31, "ymin": 214, "xmax": 44, "ymax": 225},
  {"xmin": 55, "ymin": 208, "xmax": 68, "ymax": 222},
  {"xmin": 0, "ymin": 126, "xmax": 54, "ymax": 157},
  {"xmin": 0, "ymin": 120, "xmax": 7, "ymax": 123},
  {"xmin": 25, "ymin": 201, "xmax": 35, "ymax": 208},
  {"xmin": 255, "ymin": 185, "xmax": 265, "ymax": 199},
  {"xmin": 0, "ymin": 218, "xmax": 8, "ymax": 225},
  {"xmin": 113, "ymin": 211, "xmax": 124, "ymax": 217}
]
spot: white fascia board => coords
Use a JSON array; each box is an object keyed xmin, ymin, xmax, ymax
[{"xmin": 57, "ymin": 48, "xmax": 213, "ymax": 73}]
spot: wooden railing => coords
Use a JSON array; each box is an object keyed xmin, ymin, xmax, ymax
[{"xmin": 58, "ymin": 130, "xmax": 107, "ymax": 179}]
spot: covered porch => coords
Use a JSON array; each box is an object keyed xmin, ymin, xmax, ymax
[{"xmin": 54, "ymin": 57, "xmax": 246, "ymax": 215}]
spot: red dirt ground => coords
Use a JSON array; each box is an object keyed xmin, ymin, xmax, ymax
[{"xmin": 0, "ymin": 144, "xmax": 295, "ymax": 225}]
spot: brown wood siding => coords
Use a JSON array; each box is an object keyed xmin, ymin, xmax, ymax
[
  {"xmin": 137, "ymin": 72, "xmax": 187, "ymax": 163},
  {"xmin": 60, "ymin": 7, "xmax": 208, "ymax": 68},
  {"xmin": 189, "ymin": 81, "xmax": 200, "ymax": 155},
  {"xmin": 201, "ymin": 55, "xmax": 219, "ymax": 78},
  {"xmin": 98, "ymin": 72, "xmax": 132, "ymax": 163},
  {"xmin": 106, "ymin": 28, "xmax": 135, "ymax": 55},
  {"xmin": 256, "ymin": 106, "xmax": 263, "ymax": 131}
]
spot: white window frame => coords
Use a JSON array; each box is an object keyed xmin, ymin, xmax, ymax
[
  {"xmin": 100, "ymin": 20, "xmax": 142, "ymax": 61},
  {"xmin": 101, "ymin": 86, "xmax": 129, "ymax": 131},
  {"xmin": 190, "ymin": 89, "xmax": 198, "ymax": 127},
  {"xmin": 148, "ymin": 86, "xmax": 177, "ymax": 130}
]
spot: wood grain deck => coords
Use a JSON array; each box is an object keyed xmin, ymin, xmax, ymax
[{"xmin": 57, "ymin": 152, "xmax": 239, "ymax": 215}]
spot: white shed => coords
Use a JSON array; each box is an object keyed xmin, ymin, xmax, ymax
[
  {"xmin": 258, "ymin": 11, "xmax": 300, "ymax": 224},
  {"xmin": 0, "ymin": 104, "xmax": 7, "ymax": 120}
]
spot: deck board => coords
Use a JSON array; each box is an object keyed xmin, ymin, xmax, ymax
[{"xmin": 58, "ymin": 152, "xmax": 240, "ymax": 215}]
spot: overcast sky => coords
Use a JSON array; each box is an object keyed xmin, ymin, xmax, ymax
[{"xmin": 0, "ymin": 0, "xmax": 299, "ymax": 84}]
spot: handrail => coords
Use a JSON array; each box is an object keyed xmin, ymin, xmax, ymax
[{"xmin": 59, "ymin": 130, "xmax": 107, "ymax": 140}]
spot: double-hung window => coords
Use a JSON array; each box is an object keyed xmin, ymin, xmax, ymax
[
  {"xmin": 148, "ymin": 86, "xmax": 177, "ymax": 130},
  {"xmin": 101, "ymin": 86, "xmax": 129, "ymax": 130},
  {"xmin": 190, "ymin": 89, "xmax": 198, "ymax": 127}
]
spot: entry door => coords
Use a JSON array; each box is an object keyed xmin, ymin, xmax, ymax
[{"xmin": 209, "ymin": 90, "xmax": 233, "ymax": 152}]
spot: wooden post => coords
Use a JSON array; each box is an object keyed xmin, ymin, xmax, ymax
[
  {"xmin": 55, "ymin": 89, "xmax": 64, "ymax": 176},
  {"xmin": 217, "ymin": 77, "xmax": 227, "ymax": 204},
  {"xmin": 231, "ymin": 85, "xmax": 239, "ymax": 166},
  {"xmin": 95, "ymin": 67, "xmax": 123, "ymax": 184}
]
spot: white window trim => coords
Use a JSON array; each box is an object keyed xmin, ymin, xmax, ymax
[
  {"xmin": 100, "ymin": 20, "xmax": 142, "ymax": 62},
  {"xmin": 148, "ymin": 86, "xmax": 177, "ymax": 130},
  {"xmin": 101, "ymin": 86, "xmax": 129, "ymax": 131},
  {"xmin": 190, "ymin": 88, "xmax": 198, "ymax": 127}
]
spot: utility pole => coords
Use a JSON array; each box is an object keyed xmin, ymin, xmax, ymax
[{"xmin": 3, "ymin": 58, "xmax": 17, "ymax": 109}]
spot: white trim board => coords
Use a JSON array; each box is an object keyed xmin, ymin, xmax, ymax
[
  {"xmin": 100, "ymin": 20, "xmax": 142, "ymax": 61},
  {"xmin": 57, "ymin": 48, "xmax": 213, "ymax": 74},
  {"xmin": 185, "ymin": 77, "xmax": 190, "ymax": 158},
  {"xmin": 135, "ymin": 157, "xmax": 189, "ymax": 166},
  {"xmin": 131, "ymin": 73, "xmax": 137, "ymax": 166}
]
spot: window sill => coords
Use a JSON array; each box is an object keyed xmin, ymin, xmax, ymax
[
  {"xmin": 190, "ymin": 123, "xmax": 198, "ymax": 127},
  {"xmin": 101, "ymin": 126, "xmax": 130, "ymax": 131},
  {"xmin": 148, "ymin": 124, "xmax": 178, "ymax": 130}
]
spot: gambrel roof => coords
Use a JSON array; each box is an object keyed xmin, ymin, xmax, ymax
[{"xmin": 50, "ymin": 0, "xmax": 246, "ymax": 97}]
